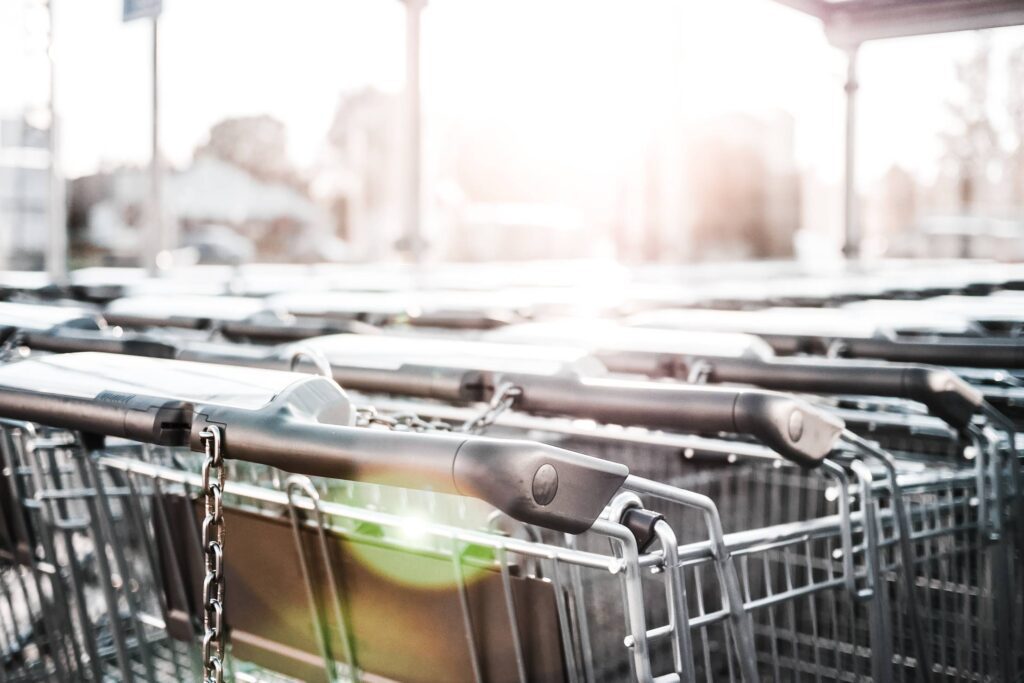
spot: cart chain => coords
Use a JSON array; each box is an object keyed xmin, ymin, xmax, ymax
[
  {"xmin": 200, "ymin": 425, "xmax": 226, "ymax": 683},
  {"xmin": 460, "ymin": 382, "xmax": 523, "ymax": 434},
  {"xmin": 354, "ymin": 383, "xmax": 522, "ymax": 435},
  {"xmin": 354, "ymin": 407, "xmax": 454, "ymax": 432},
  {"xmin": 0, "ymin": 331, "xmax": 28, "ymax": 362}
]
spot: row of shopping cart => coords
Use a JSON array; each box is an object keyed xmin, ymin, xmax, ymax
[{"xmin": 0, "ymin": 260, "xmax": 1021, "ymax": 682}]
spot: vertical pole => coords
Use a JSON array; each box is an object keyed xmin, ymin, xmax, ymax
[
  {"xmin": 661, "ymin": 2, "xmax": 688, "ymax": 263},
  {"xmin": 46, "ymin": 0, "xmax": 68, "ymax": 285},
  {"xmin": 842, "ymin": 45, "xmax": 860, "ymax": 260},
  {"xmin": 622, "ymin": 149, "xmax": 647, "ymax": 263},
  {"xmin": 400, "ymin": 0, "xmax": 426, "ymax": 262},
  {"xmin": 146, "ymin": 14, "xmax": 162, "ymax": 274}
]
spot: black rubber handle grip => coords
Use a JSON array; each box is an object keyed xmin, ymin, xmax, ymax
[
  {"xmin": 406, "ymin": 312, "xmax": 515, "ymax": 330},
  {"xmin": 102, "ymin": 312, "xmax": 205, "ymax": 330},
  {"xmin": 839, "ymin": 337, "xmax": 1024, "ymax": 369},
  {"xmin": 0, "ymin": 387, "xmax": 192, "ymax": 445},
  {"xmin": 326, "ymin": 364, "xmax": 481, "ymax": 402},
  {"xmin": 499, "ymin": 374, "xmax": 842, "ymax": 467},
  {"xmin": 218, "ymin": 318, "xmax": 380, "ymax": 342},
  {"xmin": 300, "ymin": 362, "xmax": 843, "ymax": 465},
  {"xmin": 19, "ymin": 328, "xmax": 301, "ymax": 377},
  {"xmin": 191, "ymin": 379, "xmax": 628, "ymax": 534},
  {"xmin": 22, "ymin": 329, "xmax": 180, "ymax": 359},
  {"xmin": 705, "ymin": 358, "xmax": 983, "ymax": 429}
]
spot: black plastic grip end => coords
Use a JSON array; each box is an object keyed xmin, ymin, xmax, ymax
[
  {"xmin": 901, "ymin": 366, "xmax": 983, "ymax": 430},
  {"xmin": 452, "ymin": 438, "xmax": 629, "ymax": 534},
  {"xmin": 733, "ymin": 392, "xmax": 844, "ymax": 467},
  {"xmin": 621, "ymin": 507, "xmax": 665, "ymax": 553}
]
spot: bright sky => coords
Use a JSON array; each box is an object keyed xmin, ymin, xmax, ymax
[{"xmin": 15, "ymin": 0, "xmax": 1024, "ymax": 183}]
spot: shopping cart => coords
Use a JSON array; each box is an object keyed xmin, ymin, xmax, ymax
[{"xmin": 0, "ymin": 348, "xmax": 1019, "ymax": 681}]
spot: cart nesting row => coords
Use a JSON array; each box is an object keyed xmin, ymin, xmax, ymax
[{"xmin": 0, "ymin": 261, "xmax": 1020, "ymax": 682}]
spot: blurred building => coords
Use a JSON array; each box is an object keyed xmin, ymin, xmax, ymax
[
  {"xmin": 0, "ymin": 0, "xmax": 53, "ymax": 271},
  {"xmin": 312, "ymin": 89, "xmax": 615, "ymax": 262},
  {"xmin": 71, "ymin": 151, "xmax": 338, "ymax": 266},
  {"xmin": 863, "ymin": 165, "xmax": 918, "ymax": 256},
  {"xmin": 684, "ymin": 111, "xmax": 801, "ymax": 260},
  {"xmin": 0, "ymin": 117, "xmax": 50, "ymax": 269},
  {"xmin": 312, "ymin": 89, "xmax": 404, "ymax": 261}
]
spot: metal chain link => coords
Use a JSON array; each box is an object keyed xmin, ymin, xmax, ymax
[
  {"xmin": 354, "ymin": 406, "xmax": 454, "ymax": 432},
  {"xmin": 0, "ymin": 332, "xmax": 28, "ymax": 363},
  {"xmin": 354, "ymin": 383, "xmax": 522, "ymax": 436},
  {"xmin": 460, "ymin": 383, "xmax": 523, "ymax": 435},
  {"xmin": 825, "ymin": 338, "xmax": 848, "ymax": 359},
  {"xmin": 685, "ymin": 359, "xmax": 712, "ymax": 384},
  {"xmin": 199, "ymin": 425, "xmax": 226, "ymax": 683}
]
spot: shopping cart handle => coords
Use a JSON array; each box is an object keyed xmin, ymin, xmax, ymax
[
  {"xmin": 0, "ymin": 387, "xmax": 194, "ymax": 446},
  {"xmin": 191, "ymin": 378, "xmax": 628, "ymax": 534},
  {"xmin": 731, "ymin": 390, "xmax": 844, "ymax": 466},
  {"xmin": 0, "ymin": 363, "xmax": 625, "ymax": 534},
  {"xmin": 839, "ymin": 336, "xmax": 1024, "ymax": 369},
  {"xmin": 218, "ymin": 317, "xmax": 380, "ymax": 342},
  {"xmin": 899, "ymin": 366, "xmax": 984, "ymax": 428},
  {"xmin": 705, "ymin": 358, "xmax": 983, "ymax": 430},
  {"xmin": 326, "ymin": 364, "xmax": 481, "ymax": 402},
  {"xmin": 22, "ymin": 328, "xmax": 180, "ymax": 359},
  {"xmin": 18, "ymin": 328, "xmax": 309, "ymax": 379},
  {"xmin": 408, "ymin": 312, "xmax": 516, "ymax": 330},
  {"xmin": 499, "ymin": 374, "xmax": 843, "ymax": 467}
]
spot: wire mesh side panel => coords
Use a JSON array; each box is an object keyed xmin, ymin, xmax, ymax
[
  {"xmin": 681, "ymin": 526, "xmax": 873, "ymax": 683},
  {"xmin": 562, "ymin": 452, "xmax": 856, "ymax": 682},
  {"xmin": 882, "ymin": 467, "xmax": 1022, "ymax": 682},
  {"xmin": 554, "ymin": 437, "xmax": 836, "ymax": 541},
  {"xmin": 0, "ymin": 423, "xmax": 64, "ymax": 683},
  {"xmin": 0, "ymin": 422, "xmax": 195, "ymax": 682},
  {"xmin": 658, "ymin": 464, "xmax": 879, "ymax": 683},
  {"xmin": 565, "ymin": 429, "xmax": 1024, "ymax": 682},
  {"xmin": 746, "ymin": 537, "xmax": 868, "ymax": 682},
  {"xmin": 1, "ymin": 421, "xmax": 641, "ymax": 683},
  {"xmin": 102, "ymin": 449, "xmax": 669, "ymax": 683}
]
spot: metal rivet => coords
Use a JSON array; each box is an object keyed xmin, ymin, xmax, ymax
[
  {"xmin": 788, "ymin": 410, "xmax": 804, "ymax": 441},
  {"xmin": 532, "ymin": 464, "xmax": 558, "ymax": 506}
]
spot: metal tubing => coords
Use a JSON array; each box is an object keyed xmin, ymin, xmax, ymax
[{"xmin": 623, "ymin": 475, "xmax": 761, "ymax": 683}]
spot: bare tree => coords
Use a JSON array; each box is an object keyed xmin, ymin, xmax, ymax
[
  {"xmin": 1007, "ymin": 44, "xmax": 1024, "ymax": 208},
  {"xmin": 940, "ymin": 34, "xmax": 1001, "ymax": 217}
]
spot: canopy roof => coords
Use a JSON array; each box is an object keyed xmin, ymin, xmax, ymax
[{"xmin": 773, "ymin": 0, "xmax": 1024, "ymax": 46}]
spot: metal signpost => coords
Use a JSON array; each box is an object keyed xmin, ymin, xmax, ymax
[
  {"xmin": 124, "ymin": 0, "xmax": 164, "ymax": 275},
  {"xmin": 399, "ymin": 0, "xmax": 427, "ymax": 263},
  {"xmin": 46, "ymin": 0, "xmax": 68, "ymax": 285}
]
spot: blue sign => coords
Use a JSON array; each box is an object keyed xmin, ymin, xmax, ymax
[{"xmin": 123, "ymin": 0, "xmax": 162, "ymax": 22}]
